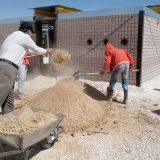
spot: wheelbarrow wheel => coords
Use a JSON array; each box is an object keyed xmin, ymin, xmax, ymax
[
  {"xmin": 40, "ymin": 137, "xmax": 58, "ymax": 149},
  {"xmin": 40, "ymin": 126, "xmax": 64, "ymax": 149}
]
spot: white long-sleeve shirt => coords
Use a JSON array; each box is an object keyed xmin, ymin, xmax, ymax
[{"xmin": 0, "ymin": 31, "xmax": 47, "ymax": 67}]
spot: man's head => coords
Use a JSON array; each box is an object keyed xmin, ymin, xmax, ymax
[{"xmin": 19, "ymin": 22, "xmax": 35, "ymax": 33}]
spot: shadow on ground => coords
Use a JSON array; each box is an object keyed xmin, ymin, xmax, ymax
[
  {"xmin": 0, "ymin": 142, "xmax": 47, "ymax": 160},
  {"xmin": 82, "ymin": 83, "xmax": 107, "ymax": 101},
  {"xmin": 151, "ymin": 109, "xmax": 160, "ymax": 115}
]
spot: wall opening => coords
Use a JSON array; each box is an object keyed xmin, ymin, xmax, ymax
[
  {"xmin": 87, "ymin": 39, "xmax": 93, "ymax": 45},
  {"xmin": 103, "ymin": 39, "xmax": 109, "ymax": 45},
  {"xmin": 121, "ymin": 38, "xmax": 128, "ymax": 46}
]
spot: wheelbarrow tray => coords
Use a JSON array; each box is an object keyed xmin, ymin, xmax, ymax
[{"xmin": 0, "ymin": 106, "xmax": 65, "ymax": 150}]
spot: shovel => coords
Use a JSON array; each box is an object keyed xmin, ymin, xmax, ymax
[
  {"xmin": 72, "ymin": 69, "xmax": 139, "ymax": 81},
  {"xmin": 72, "ymin": 70, "xmax": 110, "ymax": 81}
]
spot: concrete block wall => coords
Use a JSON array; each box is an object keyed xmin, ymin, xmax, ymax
[
  {"xmin": 142, "ymin": 15, "xmax": 160, "ymax": 83},
  {"xmin": 0, "ymin": 23, "xmax": 19, "ymax": 46},
  {"xmin": 55, "ymin": 14, "xmax": 139, "ymax": 85}
]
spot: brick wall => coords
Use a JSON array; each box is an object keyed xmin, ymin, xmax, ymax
[
  {"xmin": 142, "ymin": 15, "xmax": 160, "ymax": 83},
  {"xmin": 55, "ymin": 14, "xmax": 139, "ymax": 85},
  {"xmin": 0, "ymin": 23, "xmax": 20, "ymax": 46}
]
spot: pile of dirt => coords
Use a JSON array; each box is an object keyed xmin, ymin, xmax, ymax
[
  {"xmin": 27, "ymin": 79, "xmax": 106, "ymax": 132},
  {"xmin": 0, "ymin": 107, "xmax": 57, "ymax": 134}
]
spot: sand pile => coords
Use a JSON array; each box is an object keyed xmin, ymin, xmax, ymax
[
  {"xmin": 0, "ymin": 107, "xmax": 57, "ymax": 134},
  {"xmin": 27, "ymin": 79, "xmax": 105, "ymax": 132}
]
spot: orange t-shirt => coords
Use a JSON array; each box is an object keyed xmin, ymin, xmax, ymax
[
  {"xmin": 103, "ymin": 42, "xmax": 134, "ymax": 73},
  {"xmin": 23, "ymin": 54, "xmax": 30, "ymax": 65}
]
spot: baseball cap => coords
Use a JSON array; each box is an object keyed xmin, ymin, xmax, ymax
[{"xmin": 19, "ymin": 22, "xmax": 35, "ymax": 33}]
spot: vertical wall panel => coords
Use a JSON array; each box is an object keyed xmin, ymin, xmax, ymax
[{"xmin": 142, "ymin": 15, "xmax": 160, "ymax": 83}]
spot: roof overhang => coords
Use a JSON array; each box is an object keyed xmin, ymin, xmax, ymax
[
  {"xmin": 147, "ymin": 5, "xmax": 160, "ymax": 14},
  {"xmin": 30, "ymin": 5, "xmax": 81, "ymax": 18}
]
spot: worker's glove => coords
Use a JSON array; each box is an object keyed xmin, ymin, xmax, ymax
[
  {"xmin": 100, "ymin": 69, "xmax": 107, "ymax": 75},
  {"xmin": 129, "ymin": 66, "xmax": 133, "ymax": 72}
]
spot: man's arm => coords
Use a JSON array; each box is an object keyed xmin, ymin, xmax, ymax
[
  {"xmin": 100, "ymin": 50, "xmax": 111, "ymax": 75},
  {"xmin": 24, "ymin": 36, "xmax": 53, "ymax": 55},
  {"xmin": 125, "ymin": 50, "xmax": 134, "ymax": 71}
]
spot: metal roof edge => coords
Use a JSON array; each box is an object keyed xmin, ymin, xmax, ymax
[
  {"xmin": 58, "ymin": 6, "xmax": 160, "ymax": 19},
  {"xmin": 0, "ymin": 16, "xmax": 33, "ymax": 24},
  {"xmin": 29, "ymin": 5, "xmax": 81, "ymax": 11},
  {"xmin": 144, "ymin": 6, "xmax": 160, "ymax": 19}
]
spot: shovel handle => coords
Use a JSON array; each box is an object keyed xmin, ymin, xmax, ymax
[
  {"xmin": 25, "ymin": 55, "xmax": 37, "ymax": 58},
  {"xmin": 87, "ymin": 69, "xmax": 139, "ymax": 75},
  {"xmin": 86, "ymin": 73, "xmax": 100, "ymax": 75},
  {"xmin": 132, "ymin": 69, "xmax": 139, "ymax": 72}
]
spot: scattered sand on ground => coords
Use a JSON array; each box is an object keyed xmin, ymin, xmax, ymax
[{"xmin": 9, "ymin": 75, "xmax": 160, "ymax": 160}]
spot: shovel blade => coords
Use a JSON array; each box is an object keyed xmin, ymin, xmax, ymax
[
  {"xmin": 72, "ymin": 70, "xmax": 80, "ymax": 77},
  {"xmin": 72, "ymin": 70, "xmax": 87, "ymax": 81},
  {"xmin": 72, "ymin": 70, "xmax": 97, "ymax": 81},
  {"xmin": 72, "ymin": 70, "xmax": 80, "ymax": 81}
]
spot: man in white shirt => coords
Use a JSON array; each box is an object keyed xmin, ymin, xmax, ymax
[{"xmin": 0, "ymin": 22, "xmax": 54, "ymax": 114}]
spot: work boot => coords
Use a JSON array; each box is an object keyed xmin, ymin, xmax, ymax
[
  {"xmin": 106, "ymin": 87, "xmax": 113, "ymax": 101},
  {"xmin": 123, "ymin": 89, "xmax": 128, "ymax": 104}
]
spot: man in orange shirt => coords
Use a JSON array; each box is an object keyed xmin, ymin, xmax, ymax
[{"xmin": 100, "ymin": 41, "xmax": 134, "ymax": 104}]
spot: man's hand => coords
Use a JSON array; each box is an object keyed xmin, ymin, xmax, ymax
[
  {"xmin": 46, "ymin": 48, "xmax": 54, "ymax": 55},
  {"xmin": 157, "ymin": 21, "xmax": 160, "ymax": 26},
  {"xmin": 129, "ymin": 66, "xmax": 133, "ymax": 72},
  {"xmin": 100, "ymin": 69, "xmax": 107, "ymax": 75}
]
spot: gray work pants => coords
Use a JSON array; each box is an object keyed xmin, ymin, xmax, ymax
[{"xmin": 0, "ymin": 61, "xmax": 18, "ymax": 114}]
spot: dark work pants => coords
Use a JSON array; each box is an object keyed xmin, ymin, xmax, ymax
[{"xmin": 0, "ymin": 61, "xmax": 18, "ymax": 114}]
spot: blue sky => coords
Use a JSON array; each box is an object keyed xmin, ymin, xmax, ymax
[{"xmin": 0, "ymin": 0, "xmax": 159, "ymax": 19}]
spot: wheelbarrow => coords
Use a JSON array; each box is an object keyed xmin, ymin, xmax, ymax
[
  {"xmin": 0, "ymin": 106, "xmax": 66, "ymax": 160},
  {"xmin": 72, "ymin": 69, "xmax": 139, "ymax": 81}
]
